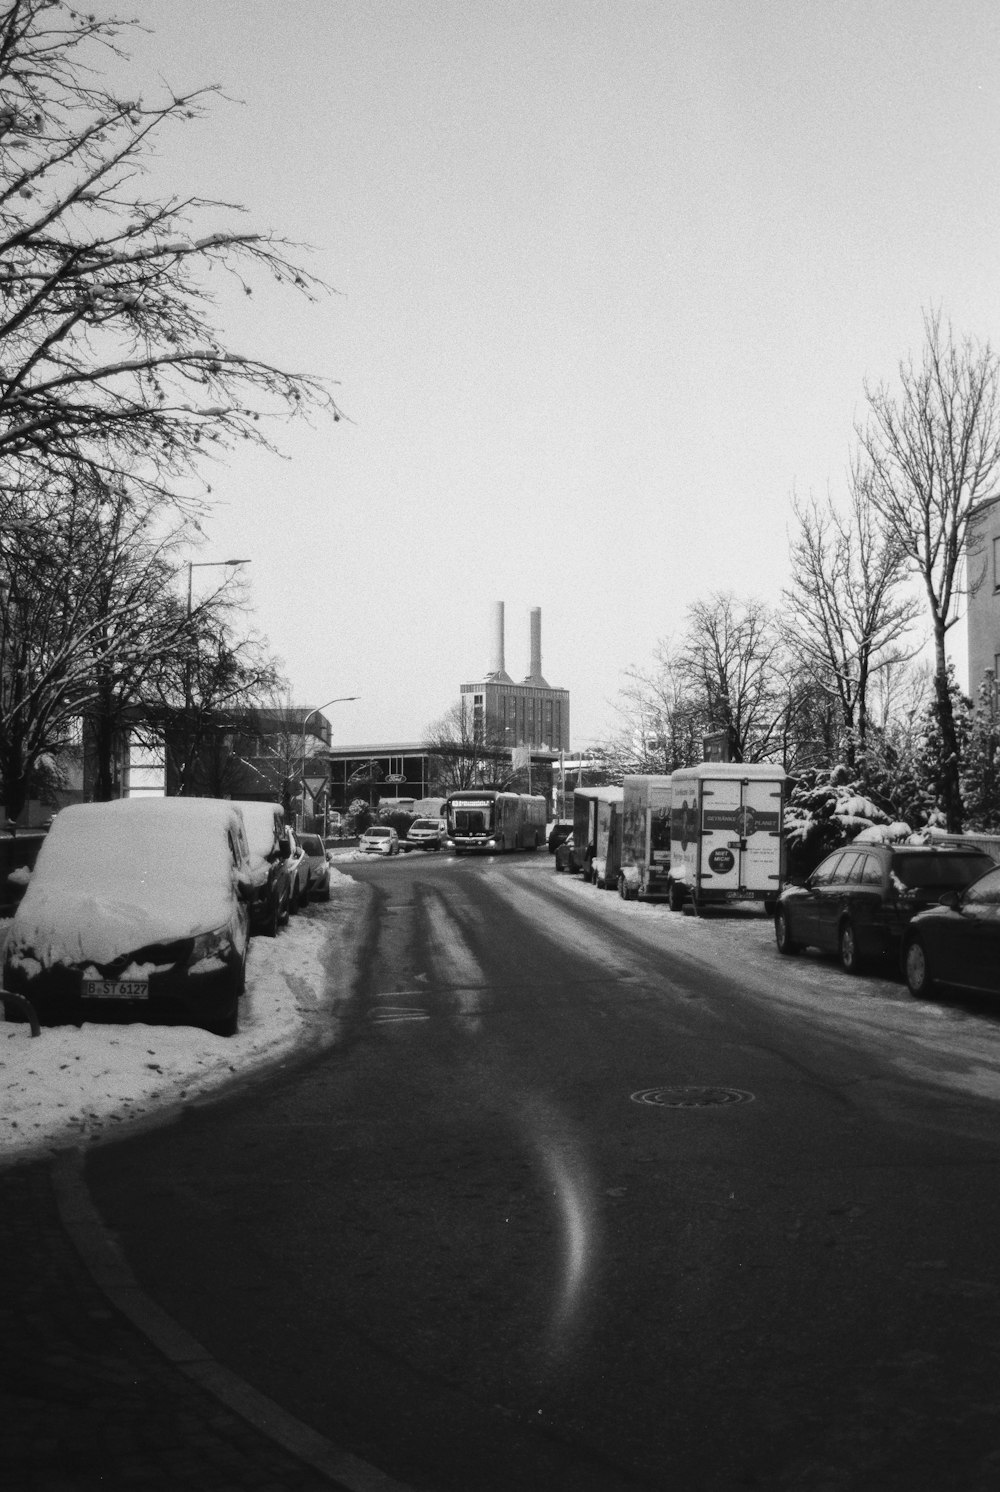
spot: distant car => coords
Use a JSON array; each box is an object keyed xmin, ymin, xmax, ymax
[
  {"xmin": 232, "ymin": 800, "xmax": 294, "ymax": 937},
  {"xmin": 297, "ymin": 832, "xmax": 331, "ymax": 901},
  {"xmin": 359, "ymin": 826, "xmax": 399, "ymax": 856},
  {"xmin": 1, "ymin": 798, "xmax": 252, "ymax": 1036},
  {"xmin": 404, "ymin": 817, "xmax": 448, "ymax": 851},
  {"xmin": 774, "ymin": 842, "xmax": 995, "ymax": 974},
  {"xmin": 903, "ymin": 863, "xmax": 1000, "ymax": 999},
  {"xmin": 554, "ymin": 833, "xmax": 581, "ymax": 874},
  {"xmin": 547, "ymin": 820, "xmax": 573, "ymax": 855}
]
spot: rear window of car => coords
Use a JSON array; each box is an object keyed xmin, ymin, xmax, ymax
[
  {"xmin": 964, "ymin": 867, "xmax": 1000, "ymax": 905},
  {"xmin": 892, "ymin": 852, "xmax": 992, "ymax": 889},
  {"xmin": 299, "ymin": 835, "xmax": 324, "ymax": 855}
]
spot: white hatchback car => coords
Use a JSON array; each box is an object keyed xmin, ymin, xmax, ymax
[{"xmin": 359, "ymin": 826, "xmax": 399, "ymax": 856}]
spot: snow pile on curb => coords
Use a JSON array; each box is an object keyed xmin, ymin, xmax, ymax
[{"xmin": 0, "ymin": 868, "xmax": 366, "ymax": 1167}]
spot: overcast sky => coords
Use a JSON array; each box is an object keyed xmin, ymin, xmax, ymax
[{"xmin": 118, "ymin": 0, "xmax": 1000, "ymax": 748}]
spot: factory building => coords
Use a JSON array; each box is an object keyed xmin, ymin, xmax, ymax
[{"xmin": 460, "ymin": 602, "xmax": 570, "ymax": 753}]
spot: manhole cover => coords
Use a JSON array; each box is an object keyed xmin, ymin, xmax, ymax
[{"xmin": 630, "ymin": 1085, "xmax": 755, "ymax": 1108}]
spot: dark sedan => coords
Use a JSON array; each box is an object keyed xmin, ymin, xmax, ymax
[
  {"xmin": 903, "ymin": 863, "xmax": 1000, "ymax": 999},
  {"xmin": 774, "ymin": 842, "xmax": 994, "ymax": 974},
  {"xmin": 554, "ymin": 833, "xmax": 582, "ymax": 874}
]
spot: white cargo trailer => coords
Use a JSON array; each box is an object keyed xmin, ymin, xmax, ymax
[
  {"xmin": 618, "ymin": 775, "xmax": 673, "ymax": 900},
  {"xmin": 667, "ymin": 763, "xmax": 785, "ymax": 914},
  {"xmin": 572, "ymin": 785, "xmax": 623, "ymax": 885}
]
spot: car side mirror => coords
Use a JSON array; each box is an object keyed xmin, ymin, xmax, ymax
[
  {"xmin": 278, "ymin": 838, "xmax": 291, "ymax": 861},
  {"xmin": 939, "ymin": 889, "xmax": 961, "ymax": 911},
  {"xmin": 236, "ymin": 876, "xmax": 253, "ymax": 902}
]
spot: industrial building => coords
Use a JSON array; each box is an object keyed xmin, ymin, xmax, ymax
[
  {"xmin": 460, "ymin": 602, "xmax": 570, "ymax": 753},
  {"xmin": 968, "ymin": 494, "xmax": 1000, "ymax": 702}
]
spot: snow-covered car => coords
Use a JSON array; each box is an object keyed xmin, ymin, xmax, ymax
[
  {"xmin": 296, "ymin": 833, "xmax": 331, "ymax": 900},
  {"xmin": 403, "ymin": 817, "xmax": 448, "ymax": 851},
  {"xmin": 359, "ymin": 826, "xmax": 399, "ymax": 856},
  {"xmin": 1, "ymin": 798, "xmax": 252, "ymax": 1037},
  {"xmin": 284, "ymin": 827, "xmax": 310, "ymax": 913},
  {"xmin": 231, "ymin": 801, "xmax": 293, "ymax": 937}
]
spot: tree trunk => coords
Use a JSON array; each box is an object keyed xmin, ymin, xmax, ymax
[{"xmin": 933, "ymin": 622, "xmax": 963, "ymax": 832}]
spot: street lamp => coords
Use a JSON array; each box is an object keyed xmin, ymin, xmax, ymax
[
  {"xmin": 186, "ymin": 558, "xmax": 251, "ymax": 616},
  {"xmin": 183, "ymin": 559, "xmax": 251, "ymax": 794},
  {"xmin": 300, "ymin": 695, "xmax": 358, "ymax": 831}
]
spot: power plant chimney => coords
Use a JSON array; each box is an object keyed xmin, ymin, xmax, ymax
[
  {"xmin": 526, "ymin": 605, "xmax": 549, "ymax": 687},
  {"xmin": 488, "ymin": 600, "xmax": 511, "ymax": 680}
]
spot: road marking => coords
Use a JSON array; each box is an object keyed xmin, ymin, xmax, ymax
[{"xmin": 53, "ymin": 1151, "xmax": 418, "ymax": 1492}]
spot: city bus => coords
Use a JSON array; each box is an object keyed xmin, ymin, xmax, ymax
[{"xmin": 445, "ymin": 791, "xmax": 548, "ymax": 853}]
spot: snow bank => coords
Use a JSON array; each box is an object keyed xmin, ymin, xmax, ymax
[{"xmin": 0, "ymin": 867, "xmax": 366, "ymax": 1167}]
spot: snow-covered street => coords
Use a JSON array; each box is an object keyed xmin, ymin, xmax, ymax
[{"xmin": 0, "ymin": 867, "xmax": 365, "ymax": 1168}]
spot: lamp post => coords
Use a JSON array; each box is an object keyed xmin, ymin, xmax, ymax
[
  {"xmin": 183, "ymin": 559, "xmax": 250, "ymax": 793},
  {"xmin": 186, "ymin": 558, "xmax": 251, "ymax": 618},
  {"xmin": 300, "ymin": 696, "xmax": 358, "ymax": 831}
]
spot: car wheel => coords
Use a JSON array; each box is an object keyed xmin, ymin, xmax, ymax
[
  {"xmin": 774, "ymin": 908, "xmax": 799, "ymax": 955},
  {"xmin": 618, "ymin": 875, "xmax": 631, "ymax": 901},
  {"xmin": 839, "ymin": 919, "xmax": 863, "ymax": 974},
  {"xmin": 668, "ymin": 880, "xmax": 684, "ymax": 913},
  {"xmin": 555, "ymin": 859, "xmax": 564, "ymax": 874},
  {"xmin": 266, "ymin": 899, "xmax": 280, "ymax": 938},
  {"xmin": 904, "ymin": 937, "xmax": 936, "ymax": 998},
  {"xmin": 208, "ymin": 1002, "xmax": 239, "ymax": 1038},
  {"xmin": 320, "ymin": 886, "xmax": 331, "ymax": 902}
]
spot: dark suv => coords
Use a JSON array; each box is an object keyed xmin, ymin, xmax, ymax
[{"xmin": 774, "ymin": 842, "xmax": 994, "ymax": 974}]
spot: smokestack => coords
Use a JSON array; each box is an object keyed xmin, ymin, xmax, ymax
[
  {"xmin": 526, "ymin": 606, "xmax": 549, "ymax": 687},
  {"xmin": 489, "ymin": 600, "xmax": 509, "ymax": 678}
]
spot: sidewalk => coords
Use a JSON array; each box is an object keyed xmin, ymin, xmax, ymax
[{"xmin": 0, "ymin": 871, "xmax": 414, "ymax": 1492}]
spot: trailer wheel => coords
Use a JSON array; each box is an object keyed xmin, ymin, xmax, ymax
[{"xmin": 668, "ymin": 880, "xmax": 684, "ymax": 912}]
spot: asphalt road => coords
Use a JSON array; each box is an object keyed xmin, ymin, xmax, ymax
[{"xmin": 86, "ymin": 852, "xmax": 1000, "ymax": 1491}]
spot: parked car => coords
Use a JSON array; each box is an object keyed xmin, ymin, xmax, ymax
[
  {"xmin": 232, "ymin": 800, "xmax": 293, "ymax": 937},
  {"xmin": 359, "ymin": 826, "xmax": 399, "ymax": 856},
  {"xmin": 1, "ymin": 798, "xmax": 252, "ymax": 1036},
  {"xmin": 774, "ymin": 841, "xmax": 994, "ymax": 974},
  {"xmin": 404, "ymin": 817, "xmax": 448, "ymax": 851},
  {"xmin": 284, "ymin": 827, "xmax": 310, "ymax": 913},
  {"xmin": 903, "ymin": 863, "xmax": 1000, "ymax": 999},
  {"xmin": 554, "ymin": 833, "xmax": 582, "ymax": 874},
  {"xmin": 547, "ymin": 820, "xmax": 573, "ymax": 855},
  {"xmin": 297, "ymin": 832, "xmax": 331, "ymax": 901}
]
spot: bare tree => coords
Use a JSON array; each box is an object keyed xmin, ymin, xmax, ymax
[
  {"xmin": 0, "ymin": 475, "xmax": 169, "ymax": 817},
  {"xmin": 0, "ymin": 1, "xmax": 339, "ymax": 509},
  {"xmin": 679, "ymin": 592, "xmax": 786, "ymax": 762},
  {"xmin": 783, "ymin": 479, "xmax": 921, "ymax": 775},
  {"xmin": 424, "ymin": 698, "xmax": 517, "ymax": 794},
  {"xmin": 858, "ymin": 310, "xmax": 1000, "ymax": 828},
  {"xmin": 600, "ymin": 638, "xmax": 702, "ymax": 778}
]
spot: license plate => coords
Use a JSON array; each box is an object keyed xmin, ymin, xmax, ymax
[{"xmin": 82, "ymin": 979, "xmax": 149, "ymax": 1001}]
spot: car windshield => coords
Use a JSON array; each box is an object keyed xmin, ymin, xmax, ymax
[
  {"xmin": 410, "ymin": 820, "xmax": 439, "ymax": 831},
  {"xmin": 367, "ymin": 828, "xmax": 390, "ymax": 838},
  {"xmin": 892, "ymin": 852, "xmax": 992, "ymax": 889},
  {"xmin": 299, "ymin": 835, "xmax": 324, "ymax": 855}
]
